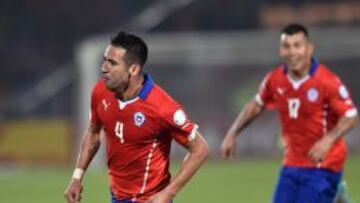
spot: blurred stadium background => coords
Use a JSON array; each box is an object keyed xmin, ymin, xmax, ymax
[{"xmin": 1, "ymin": 0, "xmax": 360, "ymax": 202}]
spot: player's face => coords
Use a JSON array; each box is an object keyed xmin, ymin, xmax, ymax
[
  {"xmin": 279, "ymin": 32, "xmax": 314, "ymax": 74},
  {"xmin": 101, "ymin": 45, "xmax": 131, "ymax": 93}
]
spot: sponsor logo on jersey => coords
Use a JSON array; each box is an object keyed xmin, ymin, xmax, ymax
[
  {"xmin": 173, "ymin": 109, "xmax": 186, "ymax": 126},
  {"xmin": 339, "ymin": 85, "xmax": 349, "ymax": 99},
  {"xmin": 307, "ymin": 88, "xmax": 319, "ymax": 102},
  {"xmin": 134, "ymin": 112, "xmax": 146, "ymax": 127},
  {"xmin": 102, "ymin": 99, "xmax": 110, "ymax": 111},
  {"xmin": 277, "ymin": 87, "xmax": 284, "ymax": 95}
]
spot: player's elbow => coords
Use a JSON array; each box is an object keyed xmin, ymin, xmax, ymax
[
  {"xmin": 247, "ymin": 100, "xmax": 263, "ymax": 116},
  {"xmin": 353, "ymin": 114, "xmax": 359, "ymax": 127},
  {"xmin": 187, "ymin": 133, "xmax": 209, "ymax": 162},
  {"xmin": 82, "ymin": 132, "xmax": 101, "ymax": 151},
  {"xmin": 346, "ymin": 113, "xmax": 359, "ymax": 126},
  {"xmin": 197, "ymin": 138, "xmax": 209, "ymax": 162},
  {"xmin": 89, "ymin": 138, "xmax": 101, "ymax": 150}
]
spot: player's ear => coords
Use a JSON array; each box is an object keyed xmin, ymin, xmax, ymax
[
  {"xmin": 128, "ymin": 64, "xmax": 141, "ymax": 76},
  {"xmin": 307, "ymin": 41, "xmax": 315, "ymax": 56}
]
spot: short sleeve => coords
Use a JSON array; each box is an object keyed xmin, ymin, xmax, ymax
[
  {"xmin": 161, "ymin": 103, "xmax": 198, "ymax": 145},
  {"xmin": 326, "ymin": 76, "xmax": 357, "ymax": 118},
  {"xmin": 255, "ymin": 72, "xmax": 276, "ymax": 109},
  {"xmin": 90, "ymin": 82, "xmax": 103, "ymax": 126}
]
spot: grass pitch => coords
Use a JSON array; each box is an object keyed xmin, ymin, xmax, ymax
[{"xmin": 0, "ymin": 157, "xmax": 359, "ymax": 203}]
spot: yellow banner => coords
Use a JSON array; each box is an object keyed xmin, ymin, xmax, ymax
[{"xmin": 0, "ymin": 119, "xmax": 72, "ymax": 165}]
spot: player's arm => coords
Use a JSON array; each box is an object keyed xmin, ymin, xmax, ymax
[
  {"xmin": 221, "ymin": 99, "xmax": 264, "ymax": 159},
  {"xmin": 147, "ymin": 131, "xmax": 208, "ymax": 203},
  {"xmin": 327, "ymin": 115, "xmax": 359, "ymax": 141},
  {"xmin": 64, "ymin": 122, "xmax": 102, "ymax": 203},
  {"xmin": 309, "ymin": 114, "xmax": 359, "ymax": 163},
  {"xmin": 309, "ymin": 77, "xmax": 359, "ymax": 163}
]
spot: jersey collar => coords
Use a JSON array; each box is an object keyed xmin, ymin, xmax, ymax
[
  {"xmin": 283, "ymin": 58, "xmax": 319, "ymax": 77},
  {"xmin": 139, "ymin": 73, "xmax": 154, "ymax": 100}
]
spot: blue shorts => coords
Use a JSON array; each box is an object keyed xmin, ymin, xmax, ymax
[
  {"xmin": 111, "ymin": 193, "xmax": 134, "ymax": 203},
  {"xmin": 111, "ymin": 193, "xmax": 173, "ymax": 203},
  {"xmin": 272, "ymin": 166, "xmax": 342, "ymax": 203}
]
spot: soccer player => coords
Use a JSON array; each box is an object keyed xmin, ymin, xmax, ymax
[
  {"xmin": 221, "ymin": 23, "xmax": 358, "ymax": 203},
  {"xmin": 64, "ymin": 31, "xmax": 208, "ymax": 203}
]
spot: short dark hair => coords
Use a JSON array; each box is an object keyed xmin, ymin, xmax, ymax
[
  {"xmin": 281, "ymin": 23, "xmax": 309, "ymax": 38},
  {"xmin": 110, "ymin": 31, "xmax": 148, "ymax": 67}
]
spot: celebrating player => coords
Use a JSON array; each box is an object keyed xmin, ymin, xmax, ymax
[
  {"xmin": 221, "ymin": 23, "xmax": 358, "ymax": 203},
  {"xmin": 65, "ymin": 31, "xmax": 208, "ymax": 203}
]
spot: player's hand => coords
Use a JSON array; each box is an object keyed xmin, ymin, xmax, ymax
[
  {"xmin": 145, "ymin": 191, "xmax": 173, "ymax": 203},
  {"xmin": 308, "ymin": 135, "xmax": 336, "ymax": 164},
  {"xmin": 64, "ymin": 179, "xmax": 83, "ymax": 203},
  {"xmin": 221, "ymin": 134, "xmax": 237, "ymax": 160}
]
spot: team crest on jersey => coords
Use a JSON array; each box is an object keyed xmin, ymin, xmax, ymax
[
  {"xmin": 173, "ymin": 109, "xmax": 186, "ymax": 126},
  {"xmin": 307, "ymin": 88, "xmax": 319, "ymax": 102},
  {"xmin": 133, "ymin": 112, "xmax": 146, "ymax": 127},
  {"xmin": 339, "ymin": 85, "xmax": 349, "ymax": 99}
]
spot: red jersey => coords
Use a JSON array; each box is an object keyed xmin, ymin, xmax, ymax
[
  {"xmin": 256, "ymin": 59, "xmax": 357, "ymax": 172},
  {"xmin": 90, "ymin": 74, "xmax": 198, "ymax": 202}
]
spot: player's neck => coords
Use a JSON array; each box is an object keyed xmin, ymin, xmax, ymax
[
  {"xmin": 289, "ymin": 70, "xmax": 308, "ymax": 80},
  {"xmin": 117, "ymin": 75, "xmax": 144, "ymax": 101},
  {"xmin": 288, "ymin": 64, "xmax": 311, "ymax": 81}
]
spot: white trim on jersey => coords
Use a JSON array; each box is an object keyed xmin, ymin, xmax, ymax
[
  {"xmin": 255, "ymin": 94, "xmax": 264, "ymax": 106},
  {"xmin": 286, "ymin": 75, "xmax": 310, "ymax": 90},
  {"xmin": 188, "ymin": 124, "xmax": 199, "ymax": 141},
  {"xmin": 322, "ymin": 105, "xmax": 328, "ymax": 134},
  {"xmin": 140, "ymin": 139, "xmax": 158, "ymax": 195},
  {"xmin": 345, "ymin": 108, "xmax": 358, "ymax": 118},
  {"xmin": 118, "ymin": 97, "xmax": 139, "ymax": 110}
]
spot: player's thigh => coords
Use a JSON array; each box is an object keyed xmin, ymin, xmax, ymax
[
  {"xmin": 272, "ymin": 167, "xmax": 299, "ymax": 203},
  {"xmin": 297, "ymin": 169, "xmax": 342, "ymax": 203}
]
